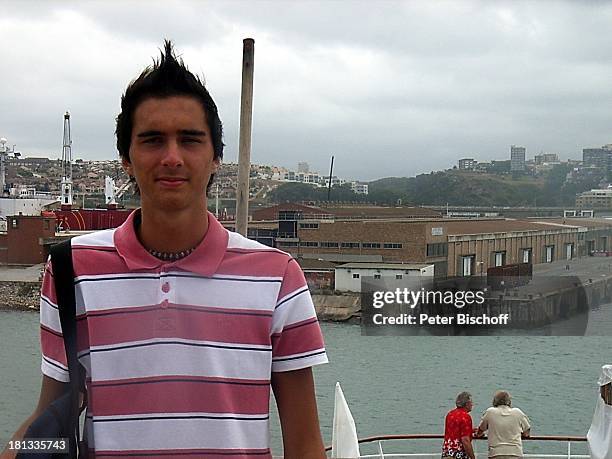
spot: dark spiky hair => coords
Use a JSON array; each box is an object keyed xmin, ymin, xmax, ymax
[{"xmin": 115, "ymin": 40, "xmax": 223, "ymax": 193}]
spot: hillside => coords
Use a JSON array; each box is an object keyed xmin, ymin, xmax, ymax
[
  {"xmin": 367, "ymin": 165, "xmax": 599, "ymax": 207},
  {"xmin": 269, "ymin": 165, "xmax": 599, "ymax": 207}
]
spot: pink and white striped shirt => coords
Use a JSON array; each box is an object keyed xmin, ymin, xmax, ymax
[{"xmin": 40, "ymin": 210, "xmax": 328, "ymax": 458}]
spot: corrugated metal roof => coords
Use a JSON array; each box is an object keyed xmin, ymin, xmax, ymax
[{"xmin": 336, "ymin": 262, "xmax": 433, "ymax": 270}]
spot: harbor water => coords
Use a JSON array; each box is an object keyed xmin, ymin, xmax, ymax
[{"xmin": 0, "ymin": 311, "xmax": 610, "ymax": 456}]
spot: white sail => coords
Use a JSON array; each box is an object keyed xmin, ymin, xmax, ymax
[
  {"xmin": 588, "ymin": 365, "xmax": 612, "ymax": 459},
  {"xmin": 332, "ymin": 382, "xmax": 361, "ymax": 458}
]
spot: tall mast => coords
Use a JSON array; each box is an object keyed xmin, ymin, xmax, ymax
[
  {"xmin": 0, "ymin": 138, "xmax": 7, "ymax": 194},
  {"xmin": 60, "ymin": 111, "xmax": 73, "ymax": 210},
  {"xmin": 236, "ymin": 38, "xmax": 255, "ymax": 236}
]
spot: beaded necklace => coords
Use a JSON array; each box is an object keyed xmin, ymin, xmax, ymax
[
  {"xmin": 134, "ymin": 210, "xmax": 201, "ymax": 262},
  {"xmin": 146, "ymin": 246, "xmax": 197, "ymax": 261}
]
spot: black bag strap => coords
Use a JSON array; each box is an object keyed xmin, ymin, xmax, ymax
[{"xmin": 49, "ymin": 239, "xmax": 81, "ymax": 454}]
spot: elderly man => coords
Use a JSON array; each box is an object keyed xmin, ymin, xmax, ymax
[
  {"xmin": 442, "ymin": 391, "xmax": 476, "ymax": 459},
  {"xmin": 477, "ymin": 390, "xmax": 531, "ymax": 459}
]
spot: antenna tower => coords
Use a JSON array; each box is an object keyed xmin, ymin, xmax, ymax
[{"xmin": 60, "ymin": 111, "xmax": 73, "ymax": 209}]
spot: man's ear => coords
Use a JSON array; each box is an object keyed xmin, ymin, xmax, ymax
[
  {"xmin": 212, "ymin": 158, "xmax": 221, "ymax": 174},
  {"xmin": 122, "ymin": 158, "xmax": 133, "ymax": 177}
]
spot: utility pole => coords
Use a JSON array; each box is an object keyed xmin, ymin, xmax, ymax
[
  {"xmin": 327, "ymin": 155, "xmax": 334, "ymax": 202},
  {"xmin": 215, "ymin": 183, "xmax": 220, "ymax": 218},
  {"xmin": 236, "ymin": 38, "xmax": 255, "ymax": 236}
]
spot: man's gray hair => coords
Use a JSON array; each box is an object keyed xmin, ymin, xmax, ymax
[
  {"xmin": 492, "ymin": 390, "xmax": 512, "ymax": 407},
  {"xmin": 455, "ymin": 391, "xmax": 472, "ymax": 408}
]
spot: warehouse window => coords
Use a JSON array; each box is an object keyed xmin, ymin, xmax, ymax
[
  {"xmin": 521, "ymin": 248, "xmax": 532, "ymax": 264},
  {"xmin": 321, "ymin": 242, "xmax": 339, "ymax": 248},
  {"xmin": 352, "ymin": 273, "xmax": 360, "ymax": 279},
  {"xmin": 301, "ymin": 241, "xmax": 319, "ymax": 247},
  {"xmin": 493, "ymin": 251, "xmax": 506, "ymax": 267},
  {"xmin": 362, "ymin": 242, "xmax": 381, "ymax": 249},
  {"xmin": 460, "ymin": 255, "xmax": 475, "ymax": 276},
  {"xmin": 341, "ymin": 242, "xmax": 360, "ymax": 248},
  {"xmin": 383, "ymin": 243, "xmax": 403, "ymax": 249},
  {"xmin": 427, "ymin": 243, "xmax": 448, "ymax": 257},
  {"xmin": 299, "ymin": 223, "xmax": 319, "ymax": 229},
  {"xmin": 545, "ymin": 245, "xmax": 555, "ymax": 263}
]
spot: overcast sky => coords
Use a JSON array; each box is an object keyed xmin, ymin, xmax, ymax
[{"xmin": 1, "ymin": 0, "xmax": 611, "ymax": 181}]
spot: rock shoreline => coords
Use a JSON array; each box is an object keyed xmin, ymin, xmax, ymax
[
  {"xmin": 0, "ymin": 281, "xmax": 41, "ymax": 311},
  {"xmin": 0, "ymin": 281, "xmax": 362, "ymax": 322}
]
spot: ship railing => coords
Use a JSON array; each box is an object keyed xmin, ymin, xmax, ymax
[{"xmin": 324, "ymin": 434, "xmax": 588, "ymax": 459}]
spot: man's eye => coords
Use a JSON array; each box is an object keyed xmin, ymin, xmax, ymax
[
  {"xmin": 183, "ymin": 138, "xmax": 201, "ymax": 143},
  {"xmin": 142, "ymin": 137, "xmax": 161, "ymax": 144}
]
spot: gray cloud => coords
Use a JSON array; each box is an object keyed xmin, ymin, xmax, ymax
[{"xmin": 1, "ymin": 0, "xmax": 611, "ymax": 181}]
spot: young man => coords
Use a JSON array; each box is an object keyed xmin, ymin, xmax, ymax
[
  {"xmin": 442, "ymin": 391, "xmax": 476, "ymax": 459},
  {"xmin": 4, "ymin": 41, "xmax": 327, "ymax": 458}
]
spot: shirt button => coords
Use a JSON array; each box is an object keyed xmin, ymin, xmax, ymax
[
  {"xmin": 161, "ymin": 299, "xmax": 169, "ymax": 309},
  {"xmin": 162, "ymin": 282, "xmax": 170, "ymax": 293}
]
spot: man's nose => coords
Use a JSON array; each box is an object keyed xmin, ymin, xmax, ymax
[{"xmin": 161, "ymin": 140, "xmax": 184, "ymax": 168}]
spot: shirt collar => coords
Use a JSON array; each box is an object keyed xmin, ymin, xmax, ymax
[{"xmin": 114, "ymin": 209, "xmax": 228, "ymax": 277}]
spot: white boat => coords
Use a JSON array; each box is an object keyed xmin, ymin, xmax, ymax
[{"xmin": 327, "ymin": 371, "xmax": 612, "ymax": 459}]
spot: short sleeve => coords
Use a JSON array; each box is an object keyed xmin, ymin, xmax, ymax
[
  {"xmin": 461, "ymin": 413, "xmax": 473, "ymax": 438},
  {"xmin": 478, "ymin": 410, "xmax": 489, "ymax": 431},
  {"xmin": 271, "ymin": 258, "xmax": 328, "ymax": 372},
  {"xmin": 39, "ymin": 258, "xmax": 70, "ymax": 382},
  {"xmin": 519, "ymin": 409, "xmax": 531, "ymax": 431}
]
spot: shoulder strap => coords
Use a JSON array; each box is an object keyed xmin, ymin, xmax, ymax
[
  {"xmin": 50, "ymin": 239, "xmax": 78, "ymax": 390},
  {"xmin": 49, "ymin": 239, "xmax": 81, "ymax": 449}
]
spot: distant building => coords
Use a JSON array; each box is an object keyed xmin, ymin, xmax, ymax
[
  {"xmin": 297, "ymin": 162, "xmax": 310, "ymax": 173},
  {"xmin": 335, "ymin": 262, "xmax": 434, "ymax": 292},
  {"xmin": 6, "ymin": 156, "xmax": 52, "ymax": 167},
  {"xmin": 583, "ymin": 145, "xmax": 612, "ymax": 178},
  {"xmin": 534, "ymin": 153, "xmax": 559, "ymax": 165},
  {"xmin": 576, "ymin": 188, "xmax": 612, "ymax": 209},
  {"xmin": 510, "ymin": 145, "xmax": 526, "ymax": 172},
  {"xmin": 491, "ymin": 160, "xmax": 511, "ymax": 173},
  {"xmin": 327, "ymin": 175, "xmax": 345, "ymax": 187},
  {"xmin": 458, "ymin": 158, "xmax": 477, "ymax": 170},
  {"xmin": 350, "ymin": 182, "xmax": 369, "ymax": 195}
]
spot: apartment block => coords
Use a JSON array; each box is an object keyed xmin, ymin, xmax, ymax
[
  {"xmin": 576, "ymin": 188, "xmax": 612, "ymax": 209},
  {"xmin": 458, "ymin": 158, "xmax": 477, "ymax": 170},
  {"xmin": 510, "ymin": 145, "xmax": 526, "ymax": 172}
]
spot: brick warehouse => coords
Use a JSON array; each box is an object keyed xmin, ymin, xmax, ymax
[{"xmin": 273, "ymin": 213, "xmax": 612, "ymax": 277}]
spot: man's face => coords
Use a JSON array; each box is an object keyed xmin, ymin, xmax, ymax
[
  {"xmin": 123, "ymin": 96, "xmax": 219, "ymax": 214},
  {"xmin": 466, "ymin": 399, "xmax": 473, "ymax": 412}
]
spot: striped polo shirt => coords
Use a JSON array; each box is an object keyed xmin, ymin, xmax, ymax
[{"xmin": 39, "ymin": 210, "xmax": 328, "ymax": 458}]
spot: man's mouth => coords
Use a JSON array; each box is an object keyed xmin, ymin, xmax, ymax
[{"xmin": 156, "ymin": 177, "xmax": 187, "ymax": 187}]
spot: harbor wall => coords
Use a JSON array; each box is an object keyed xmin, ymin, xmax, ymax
[{"xmin": 4, "ymin": 278, "xmax": 609, "ymax": 328}]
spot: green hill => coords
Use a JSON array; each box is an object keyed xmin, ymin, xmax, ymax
[
  {"xmin": 267, "ymin": 165, "xmax": 598, "ymax": 207},
  {"xmin": 368, "ymin": 165, "xmax": 596, "ymax": 207}
]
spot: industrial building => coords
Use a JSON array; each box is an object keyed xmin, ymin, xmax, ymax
[{"xmin": 256, "ymin": 204, "xmax": 612, "ymax": 278}]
